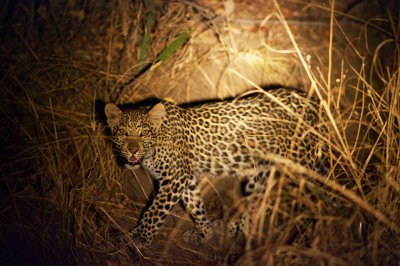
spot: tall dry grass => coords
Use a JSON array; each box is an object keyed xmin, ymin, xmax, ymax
[
  {"xmin": 0, "ymin": 0, "xmax": 399, "ymax": 265},
  {"xmin": 233, "ymin": 3, "xmax": 400, "ymax": 264},
  {"xmin": 237, "ymin": 59, "xmax": 400, "ymax": 265}
]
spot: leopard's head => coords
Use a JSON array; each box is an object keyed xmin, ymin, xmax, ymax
[{"xmin": 105, "ymin": 103, "xmax": 165, "ymax": 169}]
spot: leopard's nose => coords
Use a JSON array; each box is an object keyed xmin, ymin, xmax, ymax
[{"xmin": 127, "ymin": 142, "xmax": 139, "ymax": 151}]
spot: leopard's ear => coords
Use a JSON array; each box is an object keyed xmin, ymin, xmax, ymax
[
  {"xmin": 105, "ymin": 103, "xmax": 123, "ymax": 128},
  {"xmin": 148, "ymin": 103, "xmax": 165, "ymax": 130}
]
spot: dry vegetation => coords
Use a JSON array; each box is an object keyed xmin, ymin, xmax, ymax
[{"xmin": 1, "ymin": 0, "xmax": 399, "ymax": 265}]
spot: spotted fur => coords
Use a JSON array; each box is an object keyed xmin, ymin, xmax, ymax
[{"xmin": 105, "ymin": 88, "xmax": 330, "ymax": 247}]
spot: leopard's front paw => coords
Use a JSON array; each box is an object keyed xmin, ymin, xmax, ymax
[
  {"xmin": 118, "ymin": 231, "xmax": 151, "ymax": 249},
  {"xmin": 183, "ymin": 226, "xmax": 212, "ymax": 244},
  {"xmin": 116, "ymin": 232, "xmax": 133, "ymax": 249},
  {"xmin": 132, "ymin": 235, "xmax": 150, "ymax": 248}
]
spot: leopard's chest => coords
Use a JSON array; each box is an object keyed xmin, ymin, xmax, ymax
[{"xmin": 140, "ymin": 143, "xmax": 189, "ymax": 180}]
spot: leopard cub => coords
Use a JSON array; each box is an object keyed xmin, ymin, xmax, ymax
[{"xmin": 105, "ymin": 88, "xmax": 329, "ymax": 247}]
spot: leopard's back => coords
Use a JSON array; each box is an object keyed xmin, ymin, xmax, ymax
[{"xmin": 167, "ymin": 89, "xmax": 328, "ymax": 178}]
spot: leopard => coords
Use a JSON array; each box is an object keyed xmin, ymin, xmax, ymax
[{"xmin": 104, "ymin": 88, "xmax": 330, "ymax": 248}]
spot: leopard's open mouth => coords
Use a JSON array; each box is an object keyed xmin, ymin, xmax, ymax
[
  {"xmin": 127, "ymin": 150, "xmax": 140, "ymax": 165},
  {"xmin": 128, "ymin": 156, "xmax": 139, "ymax": 165}
]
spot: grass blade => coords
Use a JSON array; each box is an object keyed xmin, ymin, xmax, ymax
[
  {"xmin": 138, "ymin": 12, "xmax": 153, "ymax": 71},
  {"xmin": 151, "ymin": 27, "xmax": 191, "ymax": 72}
]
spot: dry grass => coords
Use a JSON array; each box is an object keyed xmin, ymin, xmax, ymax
[{"xmin": 1, "ymin": 0, "xmax": 399, "ymax": 265}]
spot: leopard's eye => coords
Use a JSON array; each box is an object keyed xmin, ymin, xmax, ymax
[
  {"xmin": 141, "ymin": 129, "xmax": 150, "ymax": 136},
  {"xmin": 117, "ymin": 128, "xmax": 127, "ymax": 135}
]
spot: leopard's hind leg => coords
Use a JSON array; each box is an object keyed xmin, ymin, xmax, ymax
[{"xmin": 227, "ymin": 167, "xmax": 278, "ymax": 238}]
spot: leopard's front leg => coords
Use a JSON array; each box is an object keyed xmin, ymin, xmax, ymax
[
  {"xmin": 127, "ymin": 176, "xmax": 188, "ymax": 248},
  {"xmin": 181, "ymin": 178, "xmax": 213, "ymax": 244}
]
